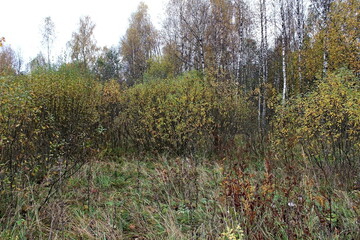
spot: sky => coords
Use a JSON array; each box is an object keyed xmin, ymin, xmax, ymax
[{"xmin": 1, "ymin": 0, "xmax": 166, "ymax": 64}]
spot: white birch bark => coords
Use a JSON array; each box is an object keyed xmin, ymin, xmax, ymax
[{"xmin": 280, "ymin": 0, "xmax": 287, "ymax": 103}]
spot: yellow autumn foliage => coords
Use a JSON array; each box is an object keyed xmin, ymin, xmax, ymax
[
  {"xmin": 0, "ymin": 67, "xmax": 101, "ymax": 192},
  {"xmin": 118, "ymin": 72, "xmax": 254, "ymax": 153},
  {"xmin": 273, "ymin": 68, "xmax": 360, "ymax": 166}
]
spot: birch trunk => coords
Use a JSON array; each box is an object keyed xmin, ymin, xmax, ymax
[
  {"xmin": 296, "ymin": 0, "xmax": 304, "ymax": 92},
  {"xmin": 280, "ymin": 0, "xmax": 287, "ymax": 103},
  {"xmin": 260, "ymin": 0, "xmax": 268, "ymax": 130}
]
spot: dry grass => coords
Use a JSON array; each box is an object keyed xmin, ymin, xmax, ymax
[{"xmin": 1, "ymin": 153, "xmax": 359, "ymax": 240}]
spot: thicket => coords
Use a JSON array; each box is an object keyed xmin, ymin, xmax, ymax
[
  {"xmin": 273, "ymin": 69, "xmax": 360, "ymax": 185},
  {"xmin": 211, "ymin": 69, "xmax": 359, "ymax": 239},
  {"xmin": 0, "ymin": 64, "xmax": 359, "ymax": 239},
  {"xmin": 118, "ymin": 72, "xmax": 254, "ymax": 153},
  {"xmin": 1, "ymin": 0, "xmax": 359, "ymax": 237},
  {"xmin": 0, "ymin": 66, "xmax": 100, "ymax": 218},
  {"xmin": 0, "ymin": 68, "xmax": 255, "ymax": 224},
  {"xmin": 0, "ymin": 65, "xmax": 360, "ymax": 239}
]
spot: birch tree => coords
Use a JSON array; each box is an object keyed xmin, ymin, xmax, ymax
[
  {"xmin": 295, "ymin": 0, "xmax": 305, "ymax": 92},
  {"xmin": 310, "ymin": 0, "xmax": 334, "ymax": 77},
  {"xmin": 259, "ymin": 0, "xmax": 269, "ymax": 130},
  {"xmin": 120, "ymin": 2, "xmax": 159, "ymax": 84},
  {"xmin": 280, "ymin": 0, "xmax": 287, "ymax": 103},
  {"xmin": 233, "ymin": 0, "xmax": 254, "ymax": 87},
  {"xmin": 163, "ymin": 0, "xmax": 209, "ymax": 73},
  {"xmin": 68, "ymin": 16, "xmax": 98, "ymax": 70},
  {"xmin": 41, "ymin": 16, "xmax": 55, "ymax": 69}
]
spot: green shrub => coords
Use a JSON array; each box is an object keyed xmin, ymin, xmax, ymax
[{"xmin": 143, "ymin": 57, "xmax": 176, "ymax": 81}]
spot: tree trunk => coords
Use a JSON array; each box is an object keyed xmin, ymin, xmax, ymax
[
  {"xmin": 296, "ymin": 0, "xmax": 304, "ymax": 93},
  {"xmin": 281, "ymin": 0, "xmax": 287, "ymax": 103},
  {"xmin": 260, "ymin": 0, "xmax": 268, "ymax": 131}
]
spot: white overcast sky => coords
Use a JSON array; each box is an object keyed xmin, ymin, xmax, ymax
[{"xmin": 1, "ymin": 0, "xmax": 166, "ymax": 63}]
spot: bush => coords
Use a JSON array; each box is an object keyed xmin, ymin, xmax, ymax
[
  {"xmin": 118, "ymin": 72, "xmax": 254, "ymax": 154},
  {"xmin": 0, "ymin": 70, "xmax": 101, "ymax": 218},
  {"xmin": 143, "ymin": 57, "xmax": 176, "ymax": 81},
  {"xmin": 0, "ymin": 69, "xmax": 255, "ymax": 228},
  {"xmin": 97, "ymin": 79, "xmax": 124, "ymax": 148},
  {"xmin": 273, "ymin": 68, "xmax": 360, "ymax": 187}
]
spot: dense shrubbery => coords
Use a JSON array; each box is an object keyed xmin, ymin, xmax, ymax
[
  {"xmin": 273, "ymin": 68, "xmax": 360, "ymax": 187},
  {"xmin": 97, "ymin": 79, "xmax": 124, "ymax": 148},
  {"xmin": 0, "ymin": 69, "xmax": 254, "ymax": 219},
  {"xmin": 0, "ymin": 67, "xmax": 100, "ymax": 217},
  {"xmin": 219, "ymin": 70, "xmax": 360, "ymax": 239},
  {"xmin": 1, "ymin": 0, "xmax": 359, "ymax": 237},
  {"xmin": 119, "ymin": 72, "xmax": 254, "ymax": 153},
  {"xmin": 1, "ymin": 66, "xmax": 358, "ymax": 239}
]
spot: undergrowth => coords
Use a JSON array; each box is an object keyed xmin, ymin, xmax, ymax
[{"xmin": 1, "ymin": 152, "xmax": 358, "ymax": 240}]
